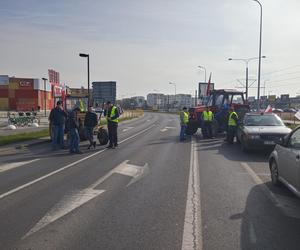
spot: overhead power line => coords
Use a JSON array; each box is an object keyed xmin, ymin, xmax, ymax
[
  {"xmin": 268, "ymin": 76, "xmax": 300, "ymax": 84},
  {"xmin": 262, "ymin": 65, "xmax": 300, "ymax": 76}
]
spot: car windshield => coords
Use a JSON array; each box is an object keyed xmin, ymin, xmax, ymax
[{"xmin": 244, "ymin": 115, "xmax": 284, "ymax": 126}]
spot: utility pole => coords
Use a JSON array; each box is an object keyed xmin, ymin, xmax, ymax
[
  {"xmin": 42, "ymin": 78, "xmax": 48, "ymax": 117},
  {"xmin": 253, "ymin": 0, "xmax": 263, "ymax": 110}
]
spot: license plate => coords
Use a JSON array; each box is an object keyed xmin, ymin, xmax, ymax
[{"xmin": 264, "ymin": 141, "xmax": 275, "ymax": 145}]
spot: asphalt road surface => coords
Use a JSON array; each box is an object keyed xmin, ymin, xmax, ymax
[{"xmin": 0, "ymin": 112, "xmax": 300, "ymax": 250}]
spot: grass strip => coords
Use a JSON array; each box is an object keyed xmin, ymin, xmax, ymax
[
  {"xmin": 0, "ymin": 114, "xmax": 142, "ymax": 146},
  {"xmin": 0, "ymin": 129, "xmax": 49, "ymax": 146}
]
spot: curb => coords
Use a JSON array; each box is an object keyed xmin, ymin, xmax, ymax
[{"xmin": 0, "ymin": 137, "xmax": 51, "ymax": 153}]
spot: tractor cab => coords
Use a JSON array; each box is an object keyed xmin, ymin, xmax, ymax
[{"xmin": 187, "ymin": 89, "xmax": 250, "ymax": 135}]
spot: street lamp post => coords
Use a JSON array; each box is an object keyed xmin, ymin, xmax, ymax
[
  {"xmin": 198, "ymin": 66, "xmax": 207, "ymax": 83},
  {"xmin": 253, "ymin": 0, "xmax": 263, "ymax": 109},
  {"xmin": 42, "ymin": 78, "xmax": 48, "ymax": 117},
  {"xmin": 228, "ymin": 56, "xmax": 266, "ymax": 100},
  {"xmin": 169, "ymin": 82, "xmax": 176, "ymax": 108},
  {"xmin": 79, "ymin": 53, "xmax": 90, "ymax": 107}
]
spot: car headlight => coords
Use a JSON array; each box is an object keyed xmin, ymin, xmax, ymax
[{"xmin": 248, "ymin": 134, "xmax": 260, "ymax": 139}]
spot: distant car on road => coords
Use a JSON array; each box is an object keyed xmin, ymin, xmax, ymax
[
  {"xmin": 269, "ymin": 126, "xmax": 300, "ymax": 198},
  {"xmin": 283, "ymin": 108, "xmax": 297, "ymax": 113},
  {"xmin": 237, "ymin": 113, "xmax": 292, "ymax": 152},
  {"xmin": 272, "ymin": 108, "xmax": 284, "ymax": 113}
]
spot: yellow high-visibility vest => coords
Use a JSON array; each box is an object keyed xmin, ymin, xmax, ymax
[
  {"xmin": 107, "ymin": 106, "xmax": 119, "ymax": 123},
  {"xmin": 228, "ymin": 111, "xmax": 238, "ymax": 126},
  {"xmin": 203, "ymin": 111, "xmax": 213, "ymax": 122},
  {"xmin": 79, "ymin": 100, "xmax": 85, "ymax": 112},
  {"xmin": 183, "ymin": 111, "xmax": 189, "ymax": 124}
]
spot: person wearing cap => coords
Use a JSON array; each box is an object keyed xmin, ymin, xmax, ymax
[
  {"xmin": 202, "ymin": 106, "xmax": 214, "ymax": 139},
  {"xmin": 226, "ymin": 106, "xmax": 239, "ymax": 144},
  {"xmin": 67, "ymin": 107, "xmax": 82, "ymax": 154},
  {"xmin": 104, "ymin": 101, "xmax": 120, "ymax": 149},
  {"xmin": 84, "ymin": 106, "xmax": 98, "ymax": 149},
  {"xmin": 179, "ymin": 107, "xmax": 189, "ymax": 141},
  {"xmin": 49, "ymin": 100, "xmax": 67, "ymax": 150}
]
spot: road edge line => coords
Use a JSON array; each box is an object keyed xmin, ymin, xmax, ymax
[{"xmin": 181, "ymin": 137, "xmax": 203, "ymax": 250}]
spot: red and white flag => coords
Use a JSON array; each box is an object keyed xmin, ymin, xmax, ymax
[
  {"xmin": 206, "ymin": 73, "xmax": 212, "ymax": 96},
  {"xmin": 264, "ymin": 105, "xmax": 272, "ymax": 113},
  {"xmin": 295, "ymin": 110, "xmax": 300, "ymax": 120}
]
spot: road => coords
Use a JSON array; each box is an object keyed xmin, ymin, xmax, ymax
[{"xmin": 0, "ymin": 112, "xmax": 300, "ymax": 250}]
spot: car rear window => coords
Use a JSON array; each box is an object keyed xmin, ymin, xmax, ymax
[{"xmin": 244, "ymin": 115, "xmax": 284, "ymax": 126}]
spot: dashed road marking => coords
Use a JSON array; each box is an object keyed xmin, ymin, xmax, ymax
[
  {"xmin": 0, "ymin": 159, "xmax": 39, "ymax": 173},
  {"xmin": 160, "ymin": 126, "xmax": 176, "ymax": 132},
  {"xmin": 122, "ymin": 127, "xmax": 134, "ymax": 132}
]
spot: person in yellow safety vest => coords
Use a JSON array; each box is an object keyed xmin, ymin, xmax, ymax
[
  {"xmin": 180, "ymin": 107, "xmax": 189, "ymax": 141},
  {"xmin": 202, "ymin": 106, "xmax": 214, "ymax": 139},
  {"xmin": 226, "ymin": 106, "xmax": 239, "ymax": 144},
  {"xmin": 104, "ymin": 101, "xmax": 120, "ymax": 149},
  {"xmin": 79, "ymin": 99, "xmax": 85, "ymax": 112}
]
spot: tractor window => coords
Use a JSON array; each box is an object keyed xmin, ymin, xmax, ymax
[
  {"xmin": 229, "ymin": 94, "xmax": 244, "ymax": 104},
  {"xmin": 215, "ymin": 94, "xmax": 224, "ymax": 107},
  {"xmin": 206, "ymin": 95, "xmax": 213, "ymax": 106}
]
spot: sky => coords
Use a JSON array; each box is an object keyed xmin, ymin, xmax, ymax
[{"xmin": 1, "ymin": 0, "xmax": 300, "ymax": 98}]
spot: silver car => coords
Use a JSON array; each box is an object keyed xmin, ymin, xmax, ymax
[{"xmin": 269, "ymin": 126, "xmax": 300, "ymax": 198}]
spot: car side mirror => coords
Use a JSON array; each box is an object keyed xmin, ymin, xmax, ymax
[{"xmin": 279, "ymin": 135, "xmax": 289, "ymax": 147}]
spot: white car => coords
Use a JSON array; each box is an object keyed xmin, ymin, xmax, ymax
[{"xmin": 269, "ymin": 126, "xmax": 300, "ymax": 198}]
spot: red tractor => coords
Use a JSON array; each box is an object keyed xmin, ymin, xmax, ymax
[{"xmin": 187, "ymin": 89, "xmax": 250, "ymax": 136}]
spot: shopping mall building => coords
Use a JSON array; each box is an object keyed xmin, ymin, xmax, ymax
[{"xmin": 0, "ymin": 70, "xmax": 65, "ymax": 111}]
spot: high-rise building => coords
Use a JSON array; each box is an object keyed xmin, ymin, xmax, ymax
[
  {"xmin": 147, "ymin": 93, "xmax": 165, "ymax": 108},
  {"xmin": 92, "ymin": 81, "xmax": 116, "ymax": 106}
]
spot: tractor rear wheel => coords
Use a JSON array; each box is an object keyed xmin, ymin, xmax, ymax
[{"xmin": 97, "ymin": 127, "xmax": 109, "ymax": 145}]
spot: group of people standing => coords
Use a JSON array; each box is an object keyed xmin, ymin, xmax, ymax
[
  {"xmin": 179, "ymin": 106, "xmax": 239, "ymax": 143},
  {"xmin": 49, "ymin": 101, "xmax": 120, "ymax": 154}
]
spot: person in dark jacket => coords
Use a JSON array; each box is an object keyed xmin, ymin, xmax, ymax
[
  {"xmin": 67, "ymin": 107, "xmax": 82, "ymax": 154},
  {"xmin": 84, "ymin": 106, "xmax": 98, "ymax": 149},
  {"xmin": 49, "ymin": 101, "xmax": 67, "ymax": 150},
  {"xmin": 104, "ymin": 101, "xmax": 119, "ymax": 149}
]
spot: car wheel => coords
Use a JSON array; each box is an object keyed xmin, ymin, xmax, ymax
[{"xmin": 270, "ymin": 159, "xmax": 280, "ymax": 186}]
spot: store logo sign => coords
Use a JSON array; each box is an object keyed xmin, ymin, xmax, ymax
[{"xmin": 19, "ymin": 81, "xmax": 32, "ymax": 87}]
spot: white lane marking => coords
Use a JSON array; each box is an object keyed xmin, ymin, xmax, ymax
[
  {"xmin": 241, "ymin": 162, "xmax": 300, "ymax": 219},
  {"xmin": 89, "ymin": 160, "xmax": 149, "ymax": 189},
  {"xmin": 0, "ymin": 124, "xmax": 155, "ymax": 200},
  {"xmin": 160, "ymin": 126, "xmax": 176, "ymax": 132},
  {"xmin": 0, "ymin": 159, "xmax": 39, "ymax": 173},
  {"xmin": 23, "ymin": 189, "xmax": 105, "ymax": 239},
  {"xmin": 23, "ymin": 160, "xmax": 148, "ymax": 238},
  {"xmin": 182, "ymin": 137, "xmax": 203, "ymax": 250},
  {"xmin": 122, "ymin": 127, "xmax": 134, "ymax": 132}
]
